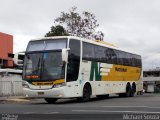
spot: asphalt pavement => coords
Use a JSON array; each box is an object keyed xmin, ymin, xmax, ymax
[{"xmin": 0, "ymin": 94, "xmax": 160, "ymax": 120}]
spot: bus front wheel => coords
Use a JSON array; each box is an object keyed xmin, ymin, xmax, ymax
[
  {"xmin": 78, "ymin": 84, "xmax": 91, "ymax": 102},
  {"xmin": 44, "ymin": 98, "xmax": 58, "ymax": 104}
]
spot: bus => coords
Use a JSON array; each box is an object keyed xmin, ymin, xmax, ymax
[
  {"xmin": 22, "ymin": 36, "xmax": 143, "ymax": 103},
  {"xmin": 9, "ymin": 52, "xmax": 24, "ymax": 69}
]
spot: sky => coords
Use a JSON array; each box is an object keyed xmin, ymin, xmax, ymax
[{"xmin": 0, "ymin": 0, "xmax": 160, "ymax": 69}]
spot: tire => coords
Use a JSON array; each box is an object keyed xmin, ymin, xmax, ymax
[
  {"xmin": 78, "ymin": 84, "xmax": 91, "ymax": 102},
  {"xmin": 130, "ymin": 83, "xmax": 136, "ymax": 97},
  {"xmin": 140, "ymin": 91, "xmax": 143, "ymax": 95},
  {"xmin": 130, "ymin": 90, "xmax": 134, "ymax": 97},
  {"xmin": 44, "ymin": 98, "xmax": 58, "ymax": 104},
  {"xmin": 126, "ymin": 84, "xmax": 131, "ymax": 97},
  {"xmin": 119, "ymin": 84, "xmax": 131, "ymax": 97}
]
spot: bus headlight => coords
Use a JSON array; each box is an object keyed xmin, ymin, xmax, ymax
[
  {"xmin": 52, "ymin": 83, "xmax": 66, "ymax": 88},
  {"xmin": 22, "ymin": 81, "xmax": 30, "ymax": 88}
]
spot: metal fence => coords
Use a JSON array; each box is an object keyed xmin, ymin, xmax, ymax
[
  {"xmin": 0, "ymin": 73, "xmax": 23, "ymax": 96},
  {"xmin": 0, "ymin": 81, "xmax": 23, "ymax": 96}
]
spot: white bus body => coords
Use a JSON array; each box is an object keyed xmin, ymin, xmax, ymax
[{"xmin": 22, "ymin": 36, "xmax": 143, "ymax": 103}]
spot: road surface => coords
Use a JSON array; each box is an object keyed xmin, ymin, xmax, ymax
[{"xmin": 0, "ymin": 94, "xmax": 160, "ymax": 120}]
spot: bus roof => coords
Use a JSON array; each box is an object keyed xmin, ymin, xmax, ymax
[{"xmin": 29, "ymin": 36, "xmax": 140, "ymax": 56}]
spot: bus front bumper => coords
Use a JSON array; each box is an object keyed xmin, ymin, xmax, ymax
[{"xmin": 23, "ymin": 87, "xmax": 67, "ymax": 98}]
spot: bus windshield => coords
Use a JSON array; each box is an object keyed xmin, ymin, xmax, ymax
[
  {"xmin": 23, "ymin": 51, "xmax": 65, "ymax": 82},
  {"xmin": 23, "ymin": 38, "xmax": 67, "ymax": 82}
]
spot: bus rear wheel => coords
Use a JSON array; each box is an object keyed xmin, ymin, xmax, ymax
[
  {"xmin": 78, "ymin": 84, "xmax": 91, "ymax": 102},
  {"xmin": 44, "ymin": 98, "xmax": 58, "ymax": 104},
  {"xmin": 130, "ymin": 83, "xmax": 136, "ymax": 97},
  {"xmin": 119, "ymin": 84, "xmax": 131, "ymax": 97},
  {"xmin": 126, "ymin": 84, "xmax": 132, "ymax": 97}
]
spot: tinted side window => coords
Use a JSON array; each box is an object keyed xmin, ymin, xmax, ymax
[
  {"xmin": 105, "ymin": 48, "xmax": 112, "ymax": 63},
  {"xmin": 109, "ymin": 48, "xmax": 117, "ymax": 64},
  {"xmin": 82, "ymin": 42, "xmax": 95, "ymax": 61},
  {"xmin": 67, "ymin": 40, "xmax": 80, "ymax": 82},
  {"xmin": 95, "ymin": 46, "xmax": 106, "ymax": 62},
  {"xmin": 82, "ymin": 42, "xmax": 141, "ymax": 67},
  {"xmin": 116, "ymin": 51, "xmax": 124, "ymax": 65},
  {"xmin": 135, "ymin": 55, "xmax": 142, "ymax": 67}
]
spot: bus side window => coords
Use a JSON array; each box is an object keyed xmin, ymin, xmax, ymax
[
  {"xmin": 67, "ymin": 40, "xmax": 80, "ymax": 82},
  {"xmin": 82, "ymin": 42, "xmax": 95, "ymax": 61}
]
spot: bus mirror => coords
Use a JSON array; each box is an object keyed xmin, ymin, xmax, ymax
[{"xmin": 62, "ymin": 48, "xmax": 70, "ymax": 63}]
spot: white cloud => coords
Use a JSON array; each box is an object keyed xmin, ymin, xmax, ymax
[{"xmin": 13, "ymin": 34, "xmax": 34, "ymax": 52}]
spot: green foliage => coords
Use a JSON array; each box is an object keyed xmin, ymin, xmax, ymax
[{"xmin": 45, "ymin": 25, "xmax": 69, "ymax": 37}]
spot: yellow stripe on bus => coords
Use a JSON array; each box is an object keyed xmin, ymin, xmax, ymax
[
  {"xmin": 101, "ymin": 64, "xmax": 141, "ymax": 81},
  {"xmin": 32, "ymin": 79, "xmax": 65, "ymax": 86}
]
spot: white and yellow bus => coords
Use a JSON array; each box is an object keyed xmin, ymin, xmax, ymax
[{"xmin": 22, "ymin": 36, "xmax": 143, "ymax": 103}]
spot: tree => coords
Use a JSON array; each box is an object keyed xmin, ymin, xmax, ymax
[
  {"xmin": 45, "ymin": 25, "xmax": 69, "ymax": 37},
  {"xmin": 45, "ymin": 7, "xmax": 104, "ymax": 40}
]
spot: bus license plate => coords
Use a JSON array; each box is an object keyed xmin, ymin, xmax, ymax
[{"xmin": 38, "ymin": 92, "xmax": 44, "ymax": 95}]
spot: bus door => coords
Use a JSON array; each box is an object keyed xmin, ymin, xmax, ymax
[{"xmin": 66, "ymin": 39, "xmax": 81, "ymax": 97}]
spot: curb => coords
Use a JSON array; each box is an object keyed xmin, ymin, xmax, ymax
[
  {"xmin": 6, "ymin": 98, "xmax": 31, "ymax": 102},
  {"xmin": 0, "ymin": 96, "xmax": 31, "ymax": 102},
  {"xmin": 0, "ymin": 96, "xmax": 42, "ymax": 103}
]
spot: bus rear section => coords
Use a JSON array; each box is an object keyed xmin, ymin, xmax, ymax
[{"xmin": 80, "ymin": 41, "xmax": 142, "ymax": 98}]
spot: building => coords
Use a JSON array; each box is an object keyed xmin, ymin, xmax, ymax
[
  {"xmin": 0, "ymin": 32, "xmax": 13, "ymax": 68},
  {"xmin": 143, "ymin": 68, "xmax": 160, "ymax": 93}
]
